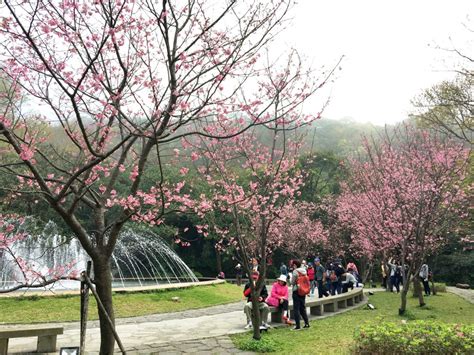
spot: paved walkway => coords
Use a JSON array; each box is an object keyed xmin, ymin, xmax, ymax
[
  {"xmin": 447, "ymin": 286, "xmax": 474, "ymax": 304},
  {"xmin": 5, "ymin": 290, "xmax": 367, "ymax": 354}
]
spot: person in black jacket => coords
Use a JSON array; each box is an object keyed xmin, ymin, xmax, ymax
[{"xmin": 243, "ymin": 270, "xmax": 270, "ymax": 329}]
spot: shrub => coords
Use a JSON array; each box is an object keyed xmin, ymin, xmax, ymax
[
  {"xmin": 235, "ymin": 336, "xmax": 280, "ymax": 353},
  {"xmin": 413, "ymin": 282, "xmax": 446, "ymax": 297},
  {"xmin": 354, "ymin": 321, "xmax": 474, "ymax": 354}
]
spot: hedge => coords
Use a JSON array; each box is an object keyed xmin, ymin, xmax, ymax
[{"xmin": 354, "ymin": 320, "xmax": 474, "ymax": 354}]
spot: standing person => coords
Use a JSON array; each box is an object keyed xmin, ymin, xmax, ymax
[
  {"xmin": 381, "ymin": 263, "xmax": 387, "ymax": 290},
  {"xmin": 280, "ymin": 262, "xmax": 288, "ymax": 277},
  {"xmin": 235, "ymin": 263, "xmax": 243, "ymax": 286},
  {"xmin": 334, "ymin": 262, "xmax": 345, "ymax": 295},
  {"xmin": 419, "ymin": 263, "xmax": 431, "ymax": 296},
  {"xmin": 290, "ymin": 260, "xmax": 310, "ymax": 330},
  {"xmin": 325, "ymin": 262, "xmax": 333, "ymax": 295},
  {"xmin": 251, "ymin": 257, "xmax": 259, "ymax": 272},
  {"xmin": 387, "ymin": 258, "xmax": 400, "ymax": 293},
  {"xmin": 302, "ymin": 259, "xmax": 308, "ymax": 270},
  {"xmin": 243, "ymin": 271, "xmax": 270, "ymax": 329},
  {"xmin": 314, "ymin": 258, "xmax": 329, "ymax": 298},
  {"xmin": 266, "ymin": 275, "xmax": 294, "ymax": 325},
  {"xmin": 307, "ymin": 263, "xmax": 316, "ymax": 297}
]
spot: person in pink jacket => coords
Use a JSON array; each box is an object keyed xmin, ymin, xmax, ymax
[{"xmin": 266, "ymin": 275, "xmax": 294, "ymax": 325}]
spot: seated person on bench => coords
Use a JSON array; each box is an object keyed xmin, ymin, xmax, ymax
[{"xmin": 243, "ymin": 270, "xmax": 270, "ymax": 329}]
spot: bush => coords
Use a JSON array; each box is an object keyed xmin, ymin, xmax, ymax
[
  {"xmin": 413, "ymin": 282, "xmax": 446, "ymax": 297},
  {"xmin": 354, "ymin": 321, "xmax": 474, "ymax": 354},
  {"xmin": 235, "ymin": 336, "xmax": 280, "ymax": 353}
]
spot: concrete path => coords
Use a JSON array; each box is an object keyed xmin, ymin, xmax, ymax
[
  {"xmin": 447, "ymin": 286, "xmax": 474, "ymax": 304},
  {"xmin": 5, "ymin": 289, "xmax": 368, "ymax": 354}
]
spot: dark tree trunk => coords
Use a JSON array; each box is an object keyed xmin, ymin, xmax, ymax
[
  {"xmin": 93, "ymin": 256, "xmax": 116, "ymax": 355},
  {"xmin": 413, "ymin": 276, "xmax": 425, "ymax": 306},
  {"xmin": 399, "ymin": 273, "xmax": 411, "ymax": 315},
  {"xmin": 250, "ymin": 289, "xmax": 262, "ymax": 340},
  {"xmin": 400, "ymin": 286, "xmax": 408, "ymax": 315},
  {"xmin": 216, "ymin": 250, "xmax": 222, "ymax": 273},
  {"xmin": 430, "ymin": 274, "xmax": 437, "ymax": 296}
]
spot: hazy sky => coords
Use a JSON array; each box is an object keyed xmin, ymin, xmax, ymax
[{"xmin": 278, "ymin": 0, "xmax": 473, "ymax": 125}]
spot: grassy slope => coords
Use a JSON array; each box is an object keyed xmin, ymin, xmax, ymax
[
  {"xmin": 232, "ymin": 291, "xmax": 474, "ymax": 354},
  {"xmin": 0, "ymin": 283, "xmax": 242, "ymax": 324}
]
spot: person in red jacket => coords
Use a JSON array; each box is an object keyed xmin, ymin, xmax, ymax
[{"xmin": 307, "ymin": 262, "xmax": 316, "ymax": 297}]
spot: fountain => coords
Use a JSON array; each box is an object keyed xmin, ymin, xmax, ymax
[{"xmin": 0, "ymin": 220, "xmax": 198, "ymax": 291}]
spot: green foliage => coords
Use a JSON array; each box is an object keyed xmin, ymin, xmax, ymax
[
  {"xmin": 231, "ymin": 291, "xmax": 474, "ymax": 354},
  {"xmin": 413, "ymin": 282, "xmax": 447, "ymax": 297},
  {"xmin": 235, "ymin": 336, "xmax": 281, "ymax": 353},
  {"xmin": 354, "ymin": 321, "xmax": 474, "ymax": 354},
  {"xmin": 430, "ymin": 251, "xmax": 474, "ymax": 286}
]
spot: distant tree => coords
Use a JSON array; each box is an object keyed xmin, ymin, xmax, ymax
[
  {"xmin": 411, "ymin": 73, "xmax": 473, "ymax": 144},
  {"xmin": 336, "ymin": 125, "xmax": 471, "ymax": 314}
]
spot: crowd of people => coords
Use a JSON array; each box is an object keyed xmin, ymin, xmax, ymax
[{"xmin": 241, "ymin": 257, "xmax": 363, "ymax": 331}]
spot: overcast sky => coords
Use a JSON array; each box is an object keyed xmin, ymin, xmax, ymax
[{"xmin": 278, "ymin": 0, "xmax": 473, "ymax": 125}]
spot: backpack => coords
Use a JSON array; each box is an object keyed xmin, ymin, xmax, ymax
[{"xmin": 296, "ymin": 271, "xmax": 311, "ymax": 296}]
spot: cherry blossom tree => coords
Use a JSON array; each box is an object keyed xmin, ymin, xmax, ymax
[
  {"xmin": 336, "ymin": 124, "xmax": 471, "ymax": 314},
  {"xmin": 0, "ymin": 0, "xmax": 342, "ymax": 354},
  {"xmin": 0, "ymin": 0, "xmax": 341, "ymax": 351},
  {"xmin": 269, "ymin": 201, "xmax": 328, "ymax": 259},
  {"xmin": 189, "ymin": 103, "xmax": 332, "ymax": 338}
]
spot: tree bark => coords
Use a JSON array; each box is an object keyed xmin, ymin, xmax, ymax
[
  {"xmin": 93, "ymin": 256, "xmax": 116, "ymax": 355},
  {"xmin": 250, "ymin": 289, "xmax": 262, "ymax": 340},
  {"xmin": 216, "ymin": 250, "xmax": 222, "ymax": 273},
  {"xmin": 399, "ymin": 274, "xmax": 411, "ymax": 315},
  {"xmin": 413, "ymin": 276, "xmax": 425, "ymax": 306}
]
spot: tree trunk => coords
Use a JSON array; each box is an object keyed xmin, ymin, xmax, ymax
[
  {"xmin": 430, "ymin": 274, "xmax": 437, "ymax": 296},
  {"xmin": 250, "ymin": 290, "xmax": 262, "ymax": 340},
  {"xmin": 413, "ymin": 276, "xmax": 425, "ymax": 306},
  {"xmin": 216, "ymin": 250, "xmax": 222, "ymax": 273},
  {"xmin": 399, "ymin": 276, "xmax": 410, "ymax": 315},
  {"xmin": 93, "ymin": 256, "xmax": 116, "ymax": 355}
]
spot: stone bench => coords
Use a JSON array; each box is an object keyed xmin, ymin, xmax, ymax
[
  {"xmin": 269, "ymin": 288, "xmax": 364, "ymax": 323},
  {"xmin": 0, "ymin": 326, "xmax": 63, "ymax": 354}
]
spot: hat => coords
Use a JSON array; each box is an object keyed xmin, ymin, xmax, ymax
[
  {"xmin": 314, "ymin": 257, "xmax": 320, "ymax": 262},
  {"xmin": 277, "ymin": 275, "xmax": 287, "ymax": 283}
]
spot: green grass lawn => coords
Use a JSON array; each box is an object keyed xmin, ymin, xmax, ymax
[
  {"xmin": 0, "ymin": 282, "xmax": 242, "ymax": 324},
  {"xmin": 232, "ymin": 291, "xmax": 474, "ymax": 354}
]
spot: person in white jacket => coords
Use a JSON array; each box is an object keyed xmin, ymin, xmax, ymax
[
  {"xmin": 342, "ymin": 272, "xmax": 357, "ymax": 293},
  {"xmin": 419, "ymin": 264, "xmax": 431, "ymax": 296}
]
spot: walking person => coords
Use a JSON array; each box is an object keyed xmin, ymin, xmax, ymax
[
  {"xmin": 419, "ymin": 263, "xmax": 431, "ymax": 296},
  {"xmin": 290, "ymin": 260, "xmax": 310, "ymax": 330}
]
